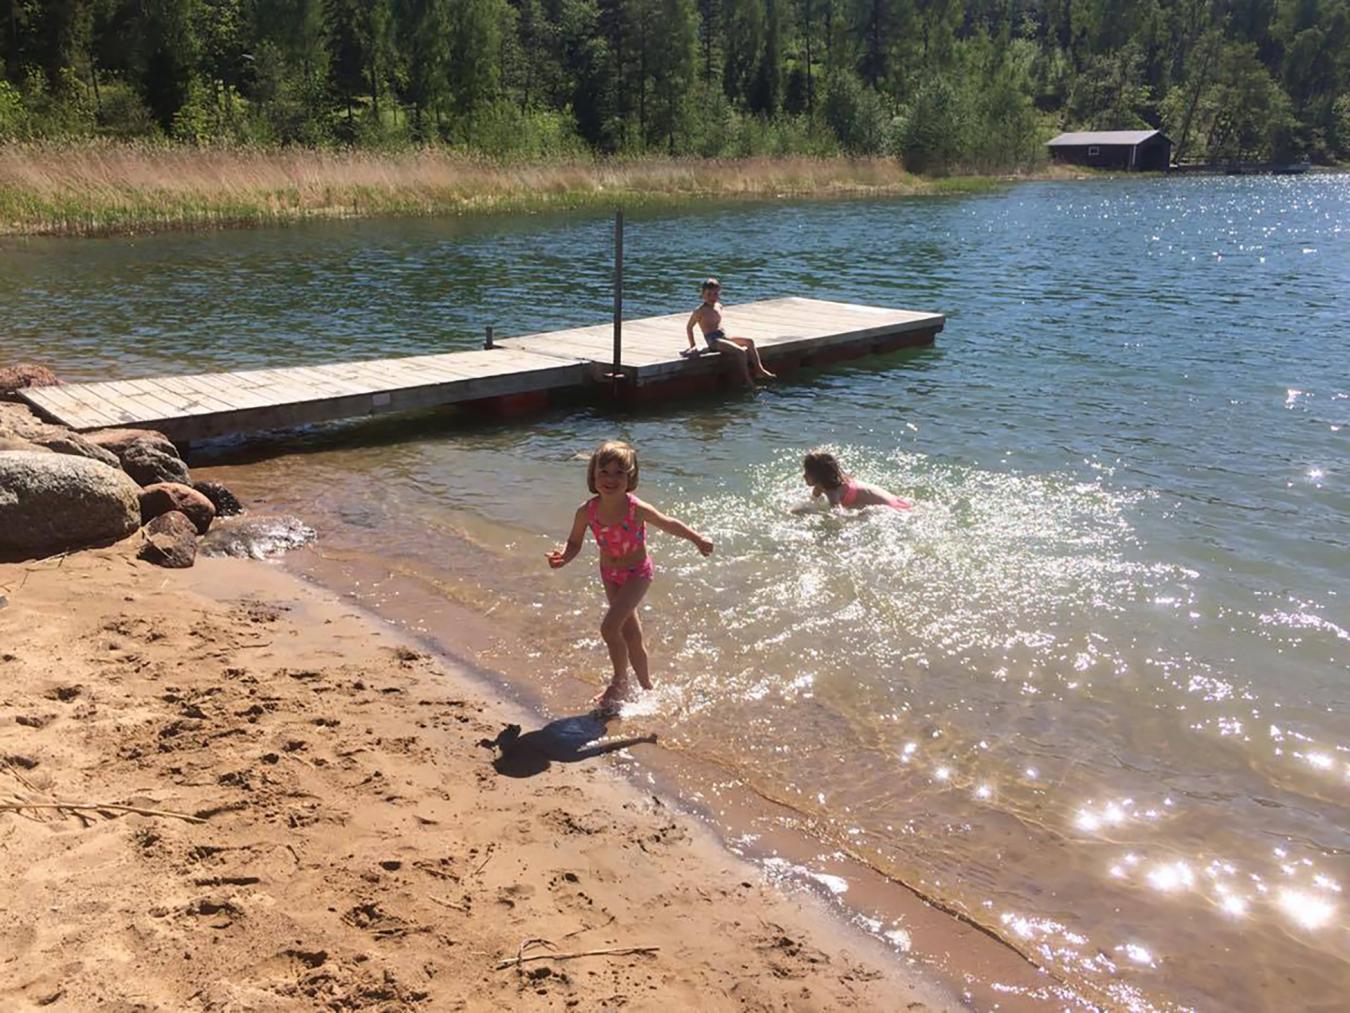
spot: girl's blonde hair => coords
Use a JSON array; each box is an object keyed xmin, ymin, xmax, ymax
[
  {"xmin": 803, "ymin": 450, "xmax": 845, "ymax": 490},
  {"xmin": 587, "ymin": 440, "xmax": 640, "ymax": 493}
]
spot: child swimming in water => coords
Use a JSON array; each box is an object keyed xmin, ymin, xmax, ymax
[
  {"xmin": 803, "ymin": 450, "xmax": 911, "ymax": 511},
  {"xmin": 547, "ymin": 440, "xmax": 714, "ymax": 714},
  {"xmin": 683, "ymin": 277, "xmax": 776, "ymax": 387}
]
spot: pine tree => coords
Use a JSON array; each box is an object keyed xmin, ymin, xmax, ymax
[{"xmin": 649, "ymin": 0, "xmax": 697, "ymax": 149}]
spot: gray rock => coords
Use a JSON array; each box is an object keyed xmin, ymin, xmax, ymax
[
  {"xmin": 137, "ymin": 510, "xmax": 197, "ymax": 568},
  {"xmin": 81, "ymin": 428, "xmax": 189, "ymax": 486},
  {"xmin": 0, "ymin": 451, "xmax": 142, "ymax": 560},
  {"xmin": 118, "ymin": 439, "xmax": 191, "ymax": 487},
  {"xmin": 28, "ymin": 430, "xmax": 120, "ymax": 469}
]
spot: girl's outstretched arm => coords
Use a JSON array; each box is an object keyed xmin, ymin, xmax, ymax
[
  {"xmin": 635, "ymin": 498, "xmax": 713, "ymax": 556},
  {"xmin": 547, "ymin": 505, "xmax": 589, "ymax": 568}
]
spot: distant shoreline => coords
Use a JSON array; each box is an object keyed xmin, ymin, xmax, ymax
[{"xmin": 0, "ymin": 142, "xmax": 1041, "ymax": 238}]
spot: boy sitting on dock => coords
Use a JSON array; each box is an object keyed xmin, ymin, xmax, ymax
[{"xmin": 684, "ymin": 277, "xmax": 776, "ymax": 387}]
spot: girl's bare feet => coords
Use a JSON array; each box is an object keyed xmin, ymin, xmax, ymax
[{"xmin": 594, "ymin": 679, "xmax": 630, "ymax": 714}]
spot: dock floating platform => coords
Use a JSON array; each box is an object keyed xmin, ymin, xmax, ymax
[{"xmin": 20, "ymin": 298, "xmax": 943, "ymax": 443}]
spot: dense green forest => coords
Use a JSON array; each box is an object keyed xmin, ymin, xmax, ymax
[{"xmin": 2, "ymin": 0, "xmax": 1347, "ymax": 169}]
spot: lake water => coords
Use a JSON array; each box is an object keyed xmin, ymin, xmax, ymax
[{"xmin": 4, "ymin": 174, "xmax": 1347, "ymax": 1009}]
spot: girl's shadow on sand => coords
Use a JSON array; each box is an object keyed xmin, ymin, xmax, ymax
[{"xmin": 478, "ymin": 714, "xmax": 657, "ymax": 778}]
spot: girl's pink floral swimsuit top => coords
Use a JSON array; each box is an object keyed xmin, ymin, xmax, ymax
[{"xmin": 588, "ymin": 493, "xmax": 654, "ymax": 585}]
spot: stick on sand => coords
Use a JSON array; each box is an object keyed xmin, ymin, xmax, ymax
[
  {"xmin": 0, "ymin": 801, "xmax": 207, "ymax": 823},
  {"xmin": 495, "ymin": 942, "xmax": 660, "ymax": 971}
]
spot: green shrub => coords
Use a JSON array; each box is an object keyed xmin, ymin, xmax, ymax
[
  {"xmin": 898, "ymin": 76, "xmax": 968, "ymax": 174},
  {"xmin": 1333, "ymin": 94, "xmax": 1350, "ymax": 160},
  {"xmin": 822, "ymin": 71, "xmax": 892, "ymax": 156},
  {"xmin": 0, "ymin": 81, "xmax": 23, "ymax": 141},
  {"xmin": 687, "ymin": 86, "xmax": 735, "ymax": 157},
  {"xmin": 96, "ymin": 80, "xmax": 162, "ymax": 139},
  {"xmin": 456, "ymin": 103, "xmax": 588, "ymax": 160}
]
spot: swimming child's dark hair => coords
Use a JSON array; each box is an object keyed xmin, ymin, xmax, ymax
[
  {"xmin": 588, "ymin": 440, "xmax": 640, "ymax": 494},
  {"xmin": 803, "ymin": 450, "xmax": 845, "ymax": 490},
  {"xmin": 701, "ymin": 276, "xmax": 720, "ymax": 292}
]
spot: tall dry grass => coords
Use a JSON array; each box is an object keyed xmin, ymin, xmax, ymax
[{"xmin": 0, "ymin": 141, "xmax": 996, "ymax": 237}]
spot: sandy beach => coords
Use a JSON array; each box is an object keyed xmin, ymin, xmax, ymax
[{"xmin": 0, "ymin": 542, "xmax": 960, "ymax": 1011}]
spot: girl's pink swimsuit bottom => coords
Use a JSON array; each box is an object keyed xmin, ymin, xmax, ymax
[{"xmin": 600, "ymin": 557, "xmax": 655, "ymax": 586}]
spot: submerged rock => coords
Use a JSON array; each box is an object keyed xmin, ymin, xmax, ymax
[
  {"xmin": 191, "ymin": 480, "xmax": 244, "ymax": 518},
  {"xmin": 137, "ymin": 510, "xmax": 198, "ymax": 569},
  {"xmin": 0, "ymin": 451, "xmax": 141, "ymax": 560},
  {"xmin": 199, "ymin": 516, "xmax": 315, "ymax": 559}
]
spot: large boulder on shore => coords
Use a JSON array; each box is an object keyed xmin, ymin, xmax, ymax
[
  {"xmin": 0, "ymin": 451, "xmax": 142, "ymax": 560},
  {"xmin": 139, "ymin": 482, "xmax": 215, "ymax": 535},
  {"xmin": 0, "ymin": 403, "xmax": 120, "ymax": 469},
  {"xmin": 0, "ymin": 364, "xmax": 61, "ymax": 402},
  {"xmin": 83, "ymin": 428, "xmax": 189, "ymax": 486}
]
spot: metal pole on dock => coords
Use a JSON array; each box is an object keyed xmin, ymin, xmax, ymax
[
  {"xmin": 612, "ymin": 209, "xmax": 623, "ymax": 394},
  {"xmin": 484, "ymin": 325, "xmax": 494, "ymax": 350}
]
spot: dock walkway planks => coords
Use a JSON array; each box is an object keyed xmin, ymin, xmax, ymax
[
  {"xmin": 499, "ymin": 296, "xmax": 941, "ymax": 384},
  {"xmin": 19, "ymin": 297, "xmax": 943, "ymax": 443}
]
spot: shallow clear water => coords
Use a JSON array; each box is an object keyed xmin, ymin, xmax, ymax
[{"xmin": 5, "ymin": 175, "xmax": 1347, "ymax": 1008}]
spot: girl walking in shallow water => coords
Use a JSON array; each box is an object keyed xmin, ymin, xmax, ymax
[{"xmin": 548, "ymin": 441, "xmax": 714, "ymax": 714}]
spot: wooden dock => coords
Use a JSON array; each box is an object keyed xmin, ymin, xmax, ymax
[{"xmin": 19, "ymin": 298, "xmax": 942, "ymax": 443}]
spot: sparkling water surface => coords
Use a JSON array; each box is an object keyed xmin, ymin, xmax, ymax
[{"xmin": 4, "ymin": 175, "xmax": 1347, "ymax": 1009}]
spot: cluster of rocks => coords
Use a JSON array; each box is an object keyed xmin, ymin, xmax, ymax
[{"xmin": 0, "ymin": 365, "xmax": 242, "ymax": 568}]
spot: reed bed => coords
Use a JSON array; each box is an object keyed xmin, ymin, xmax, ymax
[{"xmin": 0, "ymin": 142, "xmax": 1002, "ymax": 237}]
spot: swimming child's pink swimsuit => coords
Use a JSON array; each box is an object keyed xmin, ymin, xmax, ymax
[
  {"xmin": 588, "ymin": 493, "xmax": 653, "ymax": 585},
  {"xmin": 839, "ymin": 479, "xmax": 911, "ymax": 511}
]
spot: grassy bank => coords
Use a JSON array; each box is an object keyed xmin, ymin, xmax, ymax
[{"xmin": 0, "ymin": 142, "xmax": 1011, "ymax": 237}]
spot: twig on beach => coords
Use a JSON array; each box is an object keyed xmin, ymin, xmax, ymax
[
  {"xmin": 0, "ymin": 801, "xmax": 207, "ymax": 823},
  {"xmin": 0, "ymin": 795, "xmax": 46, "ymax": 823},
  {"xmin": 428, "ymin": 895, "xmax": 470, "ymax": 914},
  {"xmin": 1, "ymin": 761, "xmax": 40, "ymax": 794},
  {"xmin": 494, "ymin": 943, "xmax": 660, "ymax": 971},
  {"xmin": 504, "ymin": 937, "xmax": 553, "ymax": 970},
  {"xmin": 0, "ymin": 554, "xmax": 56, "ymax": 597},
  {"xmin": 561, "ymin": 913, "xmax": 616, "ymax": 941},
  {"xmin": 473, "ymin": 844, "xmax": 495, "ymax": 875}
]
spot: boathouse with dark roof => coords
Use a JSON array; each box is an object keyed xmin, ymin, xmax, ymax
[{"xmin": 1046, "ymin": 130, "xmax": 1172, "ymax": 171}]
